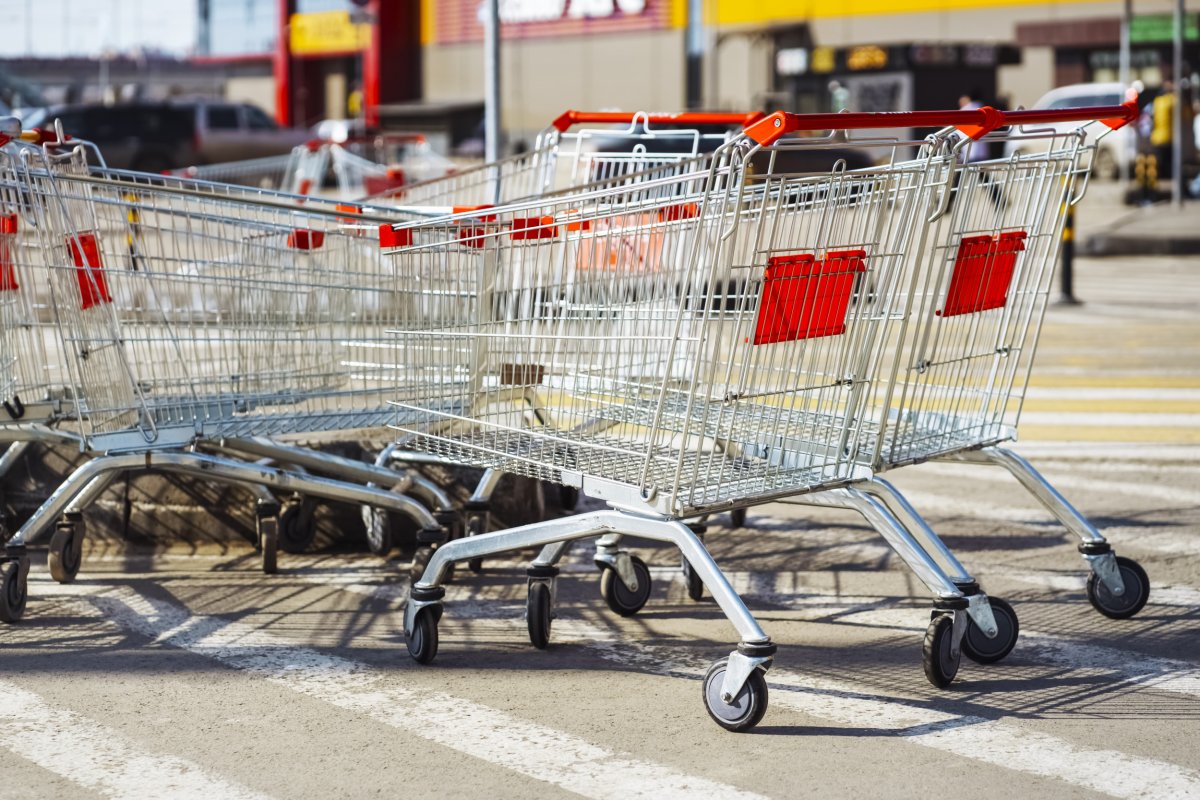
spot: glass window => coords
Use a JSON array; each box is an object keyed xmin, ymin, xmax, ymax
[
  {"xmin": 206, "ymin": 105, "xmax": 241, "ymax": 130},
  {"xmin": 244, "ymin": 105, "xmax": 277, "ymax": 130}
]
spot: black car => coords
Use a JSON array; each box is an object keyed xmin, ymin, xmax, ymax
[{"xmin": 19, "ymin": 102, "xmax": 198, "ymax": 172}]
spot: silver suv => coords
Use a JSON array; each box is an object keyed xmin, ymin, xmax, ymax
[{"xmin": 175, "ymin": 100, "xmax": 310, "ymax": 164}]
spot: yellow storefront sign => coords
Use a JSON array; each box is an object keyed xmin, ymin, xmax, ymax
[{"xmin": 290, "ymin": 11, "xmax": 370, "ymax": 55}]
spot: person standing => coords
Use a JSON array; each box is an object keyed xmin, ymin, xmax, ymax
[
  {"xmin": 1150, "ymin": 81, "xmax": 1175, "ymax": 180},
  {"xmin": 959, "ymin": 91, "xmax": 991, "ymax": 162}
]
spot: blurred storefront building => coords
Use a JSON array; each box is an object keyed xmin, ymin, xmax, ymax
[
  {"xmin": 418, "ymin": 0, "xmax": 1196, "ymax": 136},
  {"xmin": 197, "ymin": 0, "xmax": 421, "ymax": 127}
]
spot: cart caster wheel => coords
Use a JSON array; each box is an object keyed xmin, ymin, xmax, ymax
[
  {"xmin": 465, "ymin": 514, "xmax": 485, "ymax": 573},
  {"xmin": 258, "ymin": 515, "xmax": 279, "ymax": 575},
  {"xmin": 962, "ymin": 597, "xmax": 1019, "ymax": 664},
  {"xmin": 406, "ymin": 604, "xmax": 442, "ymax": 664},
  {"xmin": 1087, "ymin": 556, "xmax": 1150, "ymax": 620},
  {"xmin": 0, "ymin": 560, "xmax": 28, "ymax": 623},
  {"xmin": 702, "ymin": 658, "xmax": 768, "ymax": 732},
  {"xmin": 363, "ymin": 507, "xmax": 392, "ymax": 557},
  {"xmin": 410, "ymin": 545, "xmax": 434, "ymax": 582},
  {"xmin": 278, "ymin": 498, "xmax": 317, "ymax": 555},
  {"xmin": 48, "ymin": 522, "xmax": 84, "ymax": 584},
  {"xmin": 729, "ymin": 507, "xmax": 747, "ymax": 528},
  {"xmin": 681, "ymin": 558, "xmax": 704, "ymax": 602},
  {"xmin": 556, "ymin": 485, "xmax": 579, "ymax": 512},
  {"xmin": 599, "ymin": 555, "xmax": 651, "ymax": 617},
  {"xmin": 923, "ymin": 613, "xmax": 960, "ymax": 689},
  {"xmin": 527, "ymin": 582, "xmax": 553, "ymax": 649}
]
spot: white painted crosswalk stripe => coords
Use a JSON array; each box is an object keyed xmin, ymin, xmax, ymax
[
  {"xmin": 555, "ymin": 621, "xmax": 1200, "ymax": 800},
  {"xmin": 43, "ymin": 583, "xmax": 766, "ymax": 800},
  {"xmin": 0, "ymin": 680, "xmax": 272, "ymax": 800},
  {"xmin": 1020, "ymin": 412, "xmax": 1200, "ymax": 428},
  {"xmin": 275, "ymin": 569, "xmax": 1200, "ymax": 799},
  {"xmin": 913, "ymin": 461, "xmax": 1200, "ymax": 508}
]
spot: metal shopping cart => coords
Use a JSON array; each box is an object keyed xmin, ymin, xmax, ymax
[
  {"xmin": 330, "ymin": 133, "xmax": 456, "ymax": 198},
  {"xmin": 361, "ymin": 111, "xmax": 768, "ymax": 559},
  {"xmin": 0, "ymin": 130, "xmax": 469, "ymax": 614},
  {"xmin": 736, "ymin": 103, "xmax": 1149, "ymax": 683},
  {"xmin": 167, "ymin": 141, "xmax": 331, "ymax": 196},
  {"xmin": 366, "ymin": 110, "xmax": 764, "ymax": 207},
  {"xmin": 375, "ymin": 108, "xmax": 1016, "ymax": 731}
]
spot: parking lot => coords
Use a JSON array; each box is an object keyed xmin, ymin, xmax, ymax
[{"xmin": 1, "ymin": 249, "xmax": 1197, "ymax": 799}]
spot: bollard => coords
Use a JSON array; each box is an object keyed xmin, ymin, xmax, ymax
[{"xmin": 1056, "ymin": 204, "xmax": 1081, "ymax": 306}]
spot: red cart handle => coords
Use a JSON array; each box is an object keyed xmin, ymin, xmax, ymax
[
  {"xmin": 0, "ymin": 127, "xmax": 71, "ymax": 148},
  {"xmin": 745, "ymin": 101, "xmax": 1138, "ymax": 146},
  {"xmin": 551, "ymin": 110, "xmax": 766, "ymax": 132}
]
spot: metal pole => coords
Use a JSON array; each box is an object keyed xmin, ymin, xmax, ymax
[
  {"xmin": 1171, "ymin": 0, "xmax": 1184, "ymax": 207},
  {"xmin": 1058, "ymin": 204, "xmax": 1080, "ymax": 305},
  {"xmin": 484, "ymin": 0, "xmax": 501, "ymax": 165},
  {"xmin": 685, "ymin": 0, "xmax": 704, "ymax": 109},
  {"xmin": 1119, "ymin": 0, "xmax": 1132, "ymax": 185}
]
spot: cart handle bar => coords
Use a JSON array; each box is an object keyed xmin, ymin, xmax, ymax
[
  {"xmin": 0, "ymin": 127, "xmax": 72, "ymax": 148},
  {"xmin": 745, "ymin": 100, "xmax": 1138, "ymax": 146},
  {"xmin": 550, "ymin": 110, "xmax": 766, "ymax": 132}
]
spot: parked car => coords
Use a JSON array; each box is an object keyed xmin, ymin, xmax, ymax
[
  {"xmin": 17, "ymin": 100, "xmax": 308, "ymax": 172},
  {"xmin": 18, "ymin": 102, "xmax": 198, "ymax": 172},
  {"xmin": 1003, "ymin": 82, "xmax": 1138, "ymax": 180},
  {"xmin": 174, "ymin": 99, "xmax": 309, "ymax": 164}
]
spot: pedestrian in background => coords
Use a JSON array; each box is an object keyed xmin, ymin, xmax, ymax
[
  {"xmin": 1150, "ymin": 81, "xmax": 1175, "ymax": 179},
  {"xmin": 959, "ymin": 91, "xmax": 991, "ymax": 162}
]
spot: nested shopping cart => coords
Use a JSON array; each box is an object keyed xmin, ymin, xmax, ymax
[
  {"xmin": 361, "ymin": 111, "xmax": 768, "ymax": 559},
  {"xmin": 728, "ymin": 103, "xmax": 1148, "ymax": 685},
  {"xmin": 167, "ymin": 140, "xmax": 331, "ymax": 196},
  {"xmin": 169, "ymin": 135, "xmax": 456, "ymax": 201},
  {"xmin": 366, "ymin": 110, "xmax": 764, "ymax": 207},
  {"xmin": 330, "ymin": 133, "xmax": 456, "ymax": 198},
  {"xmin": 0, "ymin": 125, "xmax": 96, "ymax": 509},
  {"xmin": 0, "ymin": 130, "xmax": 473, "ymax": 613},
  {"xmin": 375, "ymin": 107, "xmax": 1036, "ymax": 730}
]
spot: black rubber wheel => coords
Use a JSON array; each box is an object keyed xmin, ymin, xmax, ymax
[
  {"xmin": 961, "ymin": 597, "xmax": 1019, "ymax": 665},
  {"xmin": 557, "ymin": 485, "xmax": 579, "ymax": 512},
  {"xmin": 410, "ymin": 545, "xmax": 434, "ymax": 583},
  {"xmin": 258, "ymin": 516, "xmax": 278, "ymax": 575},
  {"xmin": 923, "ymin": 613, "xmax": 960, "ymax": 689},
  {"xmin": 1086, "ymin": 556, "xmax": 1150, "ymax": 620},
  {"xmin": 527, "ymin": 582, "xmax": 552, "ymax": 649},
  {"xmin": 599, "ymin": 555, "xmax": 652, "ymax": 617},
  {"xmin": 363, "ymin": 507, "xmax": 393, "ymax": 557},
  {"xmin": 465, "ymin": 514, "xmax": 485, "ymax": 574},
  {"xmin": 48, "ymin": 524, "xmax": 83, "ymax": 584},
  {"xmin": 681, "ymin": 558, "xmax": 704, "ymax": 602},
  {"xmin": 0, "ymin": 560, "xmax": 27, "ymax": 623},
  {"xmin": 406, "ymin": 604, "xmax": 441, "ymax": 664},
  {"xmin": 729, "ymin": 507, "xmax": 747, "ymax": 528},
  {"xmin": 702, "ymin": 659, "xmax": 768, "ymax": 732},
  {"xmin": 278, "ymin": 498, "xmax": 317, "ymax": 555}
]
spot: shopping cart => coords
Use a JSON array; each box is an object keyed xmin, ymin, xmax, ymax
[
  {"xmin": 360, "ymin": 111, "xmax": 767, "ymax": 558},
  {"xmin": 167, "ymin": 141, "xmax": 331, "ymax": 196},
  {"xmin": 728, "ymin": 103, "xmax": 1147, "ymax": 683},
  {"xmin": 376, "ymin": 108, "xmax": 1023, "ymax": 730},
  {"xmin": 0, "ymin": 124, "xmax": 93, "ymax": 515},
  {"xmin": 366, "ymin": 110, "xmax": 764, "ymax": 207},
  {"xmin": 330, "ymin": 133, "xmax": 456, "ymax": 198},
  {"xmin": 0, "ymin": 130, "xmax": 466, "ymax": 614}
]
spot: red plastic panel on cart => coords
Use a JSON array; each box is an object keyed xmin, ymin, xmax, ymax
[
  {"xmin": 67, "ymin": 232, "xmax": 113, "ymax": 310},
  {"xmin": 510, "ymin": 216, "xmax": 558, "ymax": 240},
  {"xmin": 0, "ymin": 214, "xmax": 17, "ymax": 292},
  {"xmin": 938, "ymin": 231, "xmax": 1027, "ymax": 318},
  {"xmin": 363, "ymin": 166, "xmax": 406, "ymax": 196},
  {"xmin": 287, "ymin": 229, "xmax": 326, "ymax": 250},
  {"xmin": 752, "ymin": 249, "xmax": 867, "ymax": 345}
]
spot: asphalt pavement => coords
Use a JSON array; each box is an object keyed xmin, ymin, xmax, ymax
[{"xmin": 1, "ymin": 183, "xmax": 1198, "ymax": 799}]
